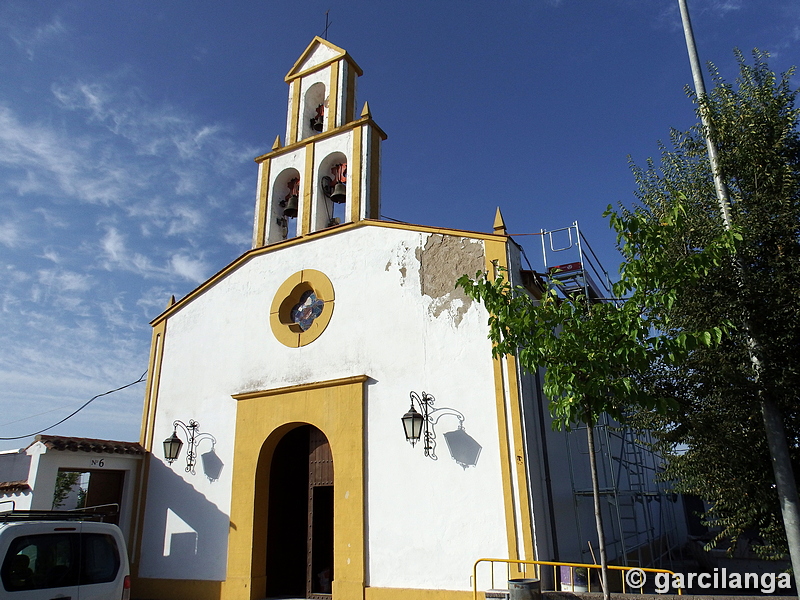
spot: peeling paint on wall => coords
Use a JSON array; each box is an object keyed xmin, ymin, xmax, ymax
[
  {"xmin": 385, "ymin": 242, "xmax": 413, "ymax": 285},
  {"xmin": 416, "ymin": 234, "xmax": 485, "ymax": 327}
]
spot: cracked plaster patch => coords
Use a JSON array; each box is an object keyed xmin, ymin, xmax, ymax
[
  {"xmin": 385, "ymin": 242, "xmax": 413, "ymax": 285},
  {"xmin": 416, "ymin": 234, "xmax": 485, "ymax": 326}
]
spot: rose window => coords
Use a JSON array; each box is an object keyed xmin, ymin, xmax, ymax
[{"xmin": 290, "ymin": 290, "xmax": 325, "ymax": 331}]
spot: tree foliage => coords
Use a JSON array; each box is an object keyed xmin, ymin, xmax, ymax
[
  {"xmin": 459, "ymin": 49, "xmax": 800, "ymax": 566},
  {"xmin": 621, "ymin": 49, "xmax": 800, "ymax": 560},
  {"xmin": 457, "ymin": 200, "xmax": 732, "ymax": 433},
  {"xmin": 52, "ymin": 471, "xmax": 80, "ymax": 509}
]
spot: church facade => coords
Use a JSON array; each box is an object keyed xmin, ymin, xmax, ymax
[{"xmin": 129, "ymin": 38, "xmax": 681, "ymax": 600}]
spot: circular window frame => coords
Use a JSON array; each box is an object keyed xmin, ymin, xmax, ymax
[{"xmin": 270, "ymin": 269, "xmax": 335, "ymax": 347}]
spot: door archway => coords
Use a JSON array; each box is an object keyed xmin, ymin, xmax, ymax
[{"xmin": 265, "ymin": 424, "xmax": 334, "ymax": 599}]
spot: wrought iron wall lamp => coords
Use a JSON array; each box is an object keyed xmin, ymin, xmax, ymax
[
  {"xmin": 163, "ymin": 419, "xmax": 217, "ymax": 475},
  {"xmin": 401, "ymin": 391, "xmax": 465, "ymax": 461}
]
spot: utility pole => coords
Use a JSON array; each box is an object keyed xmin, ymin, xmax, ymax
[{"xmin": 677, "ymin": 0, "xmax": 800, "ymax": 583}]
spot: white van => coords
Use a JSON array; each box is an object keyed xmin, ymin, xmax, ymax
[{"xmin": 0, "ymin": 509, "xmax": 130, "ymax": 600}]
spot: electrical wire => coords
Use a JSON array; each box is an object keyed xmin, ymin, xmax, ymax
[
  {"xmin": 379, "ymin": 214, "xmax": 411, "ymax": 224},
  {"xmin": 0, "ymin": 370, "xmax": 148, "ymax": 441}
]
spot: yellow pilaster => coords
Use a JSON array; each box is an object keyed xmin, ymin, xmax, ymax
[
  {"xmin": 301, "ymin": 143, "xmax": 315, "ymax": 236},
  {"xmin": 328, "ymin": 60, "xmax": 340, "ymax": 130},
  {"xmin": 350, "ymin": 125, "xmax": 362, "ymax": 223},
  {"xmin": 254, "ymin": 159, "xmax": 270, "ymax": 248},
  {"xmin": 131, "ymin": 310, "xmax": 168, "ymax": 577},
  {"xmin": 289, "ymin": 80, "xmax": 301, "ymax": 144},
  {"xmin": 368, "ymin": 127, "xmax": 381, "ymax": 219},
  {"xmin": 345, "ymin": 66, "xmax": 357, "ymax": 123},
  {"xmin": 484, "ymin": 238, "xmax": 535, "ymax": 573}
]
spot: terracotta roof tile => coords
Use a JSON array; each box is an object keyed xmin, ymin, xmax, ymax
[
  {"xmin": 31, "ymin": 435, "xmax": 145, "ymax": 455},
  {"xmin": 0, "ymin": 481, "xmax": 31, "ymax": 493}
]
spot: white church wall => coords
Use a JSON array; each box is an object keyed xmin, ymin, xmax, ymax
[{"xmin": 138, "ymin": 224, "xmax": 511, "ymax": 588}]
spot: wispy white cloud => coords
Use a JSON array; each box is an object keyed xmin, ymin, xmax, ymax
[
  {"xmin": 100, "ymin": 227, "xmax": 157, "ymax": 277},
  {"xmin": 170, "ymin": 253, "xmax": 209, "ymax": 283},
  {"xmin": 37, "ymin": 268, "xmax": 92, "ymax": 293},
  {"xmin": 40, "ymin": 249, "xmax": 61, "ymax": 263},
  {"xmin": 0, "ymin": 38, "xmax": 256, "ymax": 449},
  {"xmin": 221, "ymin": 227, "xmax": 251, "ymax": 249},
  {"xmin": 9, "ymin": 16, "xmax": 67, "ymax": 60},
  {"xmin": 0, "ymin": 218, "xmax": 23, "ymax": 247},
  {"xmin": 99, "ymin": 227, "xmax": 209, "ymax": 283},
  {"xmin": 710, "ymin": 0, "xmax": 742, "ymax": 14},
  {"xmin": 0, "ymin": 104, "xmax": 131, "ymax": 205}
]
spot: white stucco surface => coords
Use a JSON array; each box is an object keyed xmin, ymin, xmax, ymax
[
  {"xmin": 298, "ymin": 42, "xmax": 339, "ymax": 74},
  {"xmin": 139, "ymin": 224, "xmax": 511, "ymax": 587}
]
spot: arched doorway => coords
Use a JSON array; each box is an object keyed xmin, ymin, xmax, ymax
[{"xmin": 266, "ymin": 424, "xmax": 334, "ymax": 599}]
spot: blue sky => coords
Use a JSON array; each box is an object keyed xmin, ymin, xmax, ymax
[{"xmin": 1, "ymin": 1, "xmax": 798, "ymax": 451}]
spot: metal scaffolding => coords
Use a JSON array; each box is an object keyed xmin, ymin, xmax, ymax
[
  {"xmin": 564, "ymin": 418, "xmax": 682, "ymax": 569},
  {"xmin": 538, "ymin": 221, "xmax": 682, "ymax": 569}
]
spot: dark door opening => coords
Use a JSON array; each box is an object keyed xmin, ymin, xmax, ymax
[
  {"xmin": 53, "ymin": 469, "xmax": 125, "ymax": 525},
  {"xmin": 266, "ymin": 425, "xmax": 334, "ymax": 599}
]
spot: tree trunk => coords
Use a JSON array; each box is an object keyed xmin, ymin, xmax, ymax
[{"xmin": 586, "ymin": 420, "xmax": 610, "ymax": 600}]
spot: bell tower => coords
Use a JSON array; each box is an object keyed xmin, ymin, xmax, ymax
[{"xmin": 252, "ymin": 37, "xmax": 387, "ymax": 247}]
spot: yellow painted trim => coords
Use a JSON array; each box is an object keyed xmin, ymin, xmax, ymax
[
  {"xmin": 254, "ymin": 159, "xmax": 270, "ymax": 248},
  {"xmin": 139, "ymin": 320, "xmax": 167, "ymax": 450},
  {"xmin": 493, "ymin": 207, "xmax": 508, "ymax": 236},
  {"xmin": 233, "ymin": 375, "xmax": 368, "ymax": 401},
  {"xmin": 285, "ymin": 37, "xmax": 363, "ymax": 82},
  {"xmin": 365, "ymin": 588, "xmax": 482, "ymax": 600},
  {"xmin": 350, "ymin": 124, "xmax": 362, "ymax": 223},
  {"xmin": 224, "ymin": 376, "xmax": 367, "ymax": 600},
  {"xmin": 506, "ymin": 353, "xmax": 535, "ymax": 561},
  {"xmin": 369, "ymin": 127, "xmax": 382, "ymax": 219},
  {"xmin": 129, "ymin": 577, "xmax": 221, "ymax": 600},
  {"xmin": 484, "ymin": 239, "xmax": 520, "ymax": 569},
  {"xmin": 131, "ymin": 317, "xmax": 167, "ymax": 571},
  {"xmin": 345, "ymin": 66, "xmax": 357, "ymax": 123},
  {"xmin": 269, "ymin": 269, "xmax": 335, "ymax": 347},
  {"xmin": 289, "ymin": 80, "xmax": 301, "ymax": 145},
  {"xmin": 150, "ymin": 219, "xmax": 509, "ymax": 327},
  {"xmin": 328, "ymin": 60, "xmax": 339, "ymax": 131},
  {"xmin": 255, "ymin": 115, "xmax": 387, "ymax": 164},
  {"xmin": 301, "ymin": 143, "xmax": 314, "ymax": 235},
  {"xmin": 484, "ymin": 239, "xmax": 536, "ymax": 571}
]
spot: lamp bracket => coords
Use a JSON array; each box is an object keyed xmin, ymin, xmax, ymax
[
  {"xmin": 171, "ymin": 419, "xmax": 217, "ymax": 475},
  {"xmin": 409, "ymin": 391, "xmax": 465, "ymax": 461}
]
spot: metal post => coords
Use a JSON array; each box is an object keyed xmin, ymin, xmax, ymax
[{"xmin": 676, "ymin": 0, "xmax": 800, "ymax": 581}]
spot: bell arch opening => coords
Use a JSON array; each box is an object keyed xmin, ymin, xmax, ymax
[
  {"xmin": 302, "ymin": 82, "xmax": 327, "ymax": 140},
  {"xmin": 315, "ymin": 152, "xmax": 348, "ymax": 232},
  {"xmin": 263, "ymin": 424, "xmax": 334, "ymax": 599},
  {"xmin": 271, "ymin": 168, "xmax": 301, "ymax": 241}
]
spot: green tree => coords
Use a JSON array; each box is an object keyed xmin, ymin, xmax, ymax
[
  {"xmin": 622, "ymin": 49, "xmax": 800, "ymax": 565},
  {"xmin": 52, "ymin": 471, "xmax": 80, "ymax": 509},
  {"xmin": 458, "ymin": 213, "xmax": 729, "ymax": 598}
]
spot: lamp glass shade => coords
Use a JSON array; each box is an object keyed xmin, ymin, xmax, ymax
[
  {"xmin": 401, "ymin": 405, "xmax": 424, "ymax": 445},
  {"xmin": 163, "ymin": 431, "xmax": 183, "ymax": 463}
]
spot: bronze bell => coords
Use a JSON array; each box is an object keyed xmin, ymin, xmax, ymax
[
  {"xmin": 331, "ymin": 182, "xmax": 346, "ymax": 204},
  {"xmin": 310, "ymin": 104, "xmax": 324, "ymax": 132},
  {"xmin": 283, "ymin": 194, "xmax": 298, "ymax": 218}
]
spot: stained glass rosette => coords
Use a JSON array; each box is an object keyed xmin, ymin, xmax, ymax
[{"xmin": 290, "ymin": 290, "xmax": 325, "ymax": 331}]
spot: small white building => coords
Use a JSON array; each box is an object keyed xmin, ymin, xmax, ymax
[
  {"xmin": 129, "ymin": 38, "xmax": 685, "ymax": 600},
  {"xmin": 0, "ymin": 435, "xmax": 144, "ymax": 540}
]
